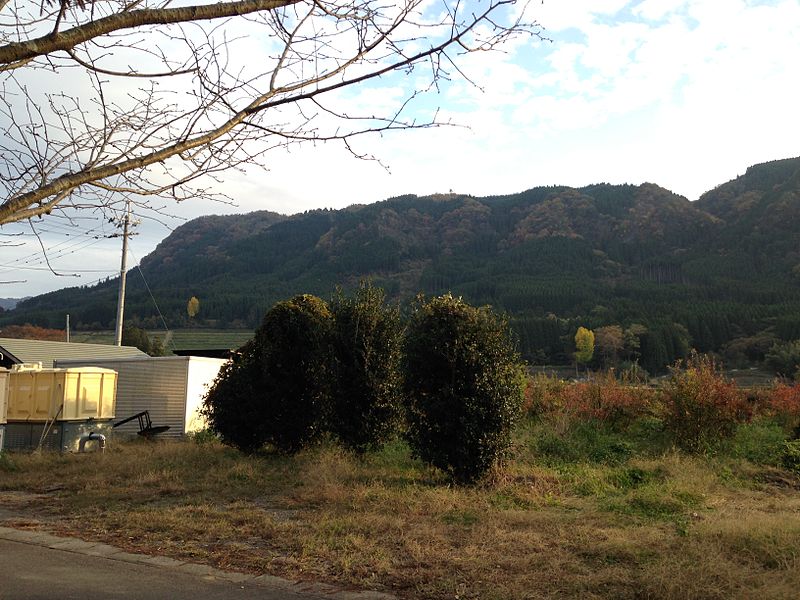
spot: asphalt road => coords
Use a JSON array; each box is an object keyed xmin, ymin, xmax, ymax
[{"xmin": 0, "ymin": 538, "xmax": 322, "ymax": 600}]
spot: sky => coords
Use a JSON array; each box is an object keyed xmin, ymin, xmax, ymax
[{"xmin": 2, "ymin": 0, "xmax": 799, "ymax": 300}]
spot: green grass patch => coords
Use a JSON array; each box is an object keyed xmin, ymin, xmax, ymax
[
  {"xmin": 725, "ymin": 419, "xmax": 789, "ymax": 466},
  {"xmin": 441, "ymin": 509, "xmax": 480, "ymax": 527},
  {"xmin": 604, "ymin": 488, "xmax": 702, "ymax": 522}
]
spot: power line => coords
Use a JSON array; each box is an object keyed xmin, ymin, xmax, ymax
[
  {"xmin": 130, "ymin": 249, "xmax": 173, "ymax": 351},
  {"xmin": 0, "ymin": 265, "xmax": 116, "ymax": 273},
  {"xmin": 0, "ymin": 226, "xmax": 110, "ymax": 268}
]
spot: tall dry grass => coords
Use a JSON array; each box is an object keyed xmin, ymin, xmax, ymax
[{"xmin": 2, "ymin": 430, "xmax": 800, "ymax": 599}]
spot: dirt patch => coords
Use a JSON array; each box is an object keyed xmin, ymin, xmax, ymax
[{"xmin": 0, "ymin": 490, "xmax": 56, "ymax": 526}]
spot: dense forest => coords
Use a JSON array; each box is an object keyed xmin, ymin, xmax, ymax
[{"xmin": 4, "ymin": 157, "xmax": 800, "ymax": 374}]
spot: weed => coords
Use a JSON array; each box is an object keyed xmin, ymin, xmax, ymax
[
  {"xmin": 781, "ymin": 440, "xmax": 800, "ymax": 474},
  {"xmin": 187, "ymin": 429, "xmax": 218, "ymax": 445},
  {"xmin": 610, "ymin": 466, "xmax": 665, "ymax": 490},
  {"xmin": 529, "ymin": 421, "xmax": 635, "ymax": 466},
  {"xmin": 725, "ymin": 419, "xmax": 787, "ymax": 466},
  {"xmin": 606, "ymin": 488, "xmax": 700, "ymax": 522},
  {"xmin": 0, "ymin": 451, "xmax": 19, "ymax": 472},
  {"xmin": 488, "ymin": 490, "xmax": 535, "ymax": 510}
]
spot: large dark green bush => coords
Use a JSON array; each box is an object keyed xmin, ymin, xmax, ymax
[
  {"xmin": 202, "ymin": 340, "xmax": 266, "ymax": 453},
  {"xmin": 203, "ymin": 294, "xmax": 332, "ymax": 454},
  {"xmin": 253, "ymin": 294, "xmax": 332, "ymax": 453},
  {"xmin": 329, "ymin": 282, "xmax": 404, "ymax": 454},
  {"xmin": 403, "ymin": 293, "xmax": 526, "ymax": 483}
]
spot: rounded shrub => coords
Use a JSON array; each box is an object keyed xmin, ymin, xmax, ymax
[
  {"xmin": 253, "ymin": 294, "xmax": 333, "ymax": 453},
  {"xmin": 329, "ymin": 282, "xmax": 404, "ymax": 454},
  {"xmin": 203, "ymin": 294, "xmax": 332, "ymax": 454},
  {"xmin": 403, "ymin": 293, "xmax": 526, "ymax": 483},
  {"xmin": 202, "ymin": 340, "xmax": 265, "ymax": 452}
]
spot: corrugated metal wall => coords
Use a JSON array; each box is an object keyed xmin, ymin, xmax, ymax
[
  {"xmin": 57, "ymin": 358, "xmax": 188, "ymax": 438},
  {"xmin": 113, "ymin": 359, "xmax": 188, "ymax": 438},
  {"xmin": 55, "ymin": 357, "xmax": 225, "ymax": 438},
  {"xmin": 0, "ymin": 337, "xmax": 146, "ymax": 368}
]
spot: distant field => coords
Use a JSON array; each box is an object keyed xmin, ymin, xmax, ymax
[
  {"xmin": 69, "ymin": 329, "xmax": 254, "ymax": 352},
  {"xmin": 63, "ymin": 333, "xmax": 783, "ymax": 385},
  {"xmin": 725, "ymin": 368, "xmax": 781, "ymax": 387},
  {"xmin": 530, "ymin": 364, "xmax": 778, "ymax": 387}
]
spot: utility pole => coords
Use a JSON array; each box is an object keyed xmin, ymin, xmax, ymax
[
  {"xmin": 66, "ymin": 314, "xmax": 70, "ymax": 343},
  {"xmin": 114, "ymin": 200, "xmax": 131, "ymax": 346}
]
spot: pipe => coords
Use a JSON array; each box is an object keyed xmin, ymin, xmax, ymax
[{"xmin": 78, "ymin": 432, "xmax": 106, "ymax": 453}]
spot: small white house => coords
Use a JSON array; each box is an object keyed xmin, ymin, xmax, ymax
[{"xmin": 55, "ymin": 356, "xmax": 226, "ymax": 438}]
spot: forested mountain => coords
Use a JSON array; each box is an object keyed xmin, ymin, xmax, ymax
[{"xmin": 5, "ymin": 157, "xmax": 800, "ymax": 373}]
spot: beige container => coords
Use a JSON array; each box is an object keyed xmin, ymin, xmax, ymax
[
  {"xmin": 6, "ymin": 366, "xmax": 117, "ymax": 422},
  {"xmin": 0, "ymin": 368, "xmax": 8, "ymax": 425}
]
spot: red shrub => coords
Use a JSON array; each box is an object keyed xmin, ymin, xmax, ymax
[
  {"xmin": 765, "ymin": 383, "xmax": 800, "ymax": 430},
  {"xmin": 526, "ymin": 371, "xmax": 655, "ymax": 429},
  {"xmin": 663, "ymin": 354, "xmax": 751, "ymax": 453},
  {"xmin": 560, "ymin": 372, "xmax": 655, "ymax": 427},
  {"xmin": 524, "ymin": 373, "xmax": 568, "ymax": 417}
]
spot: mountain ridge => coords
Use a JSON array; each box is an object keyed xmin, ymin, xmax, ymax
[{"xmin": 5, "ymin": 156, "xmax": 800, "ymax": 372}]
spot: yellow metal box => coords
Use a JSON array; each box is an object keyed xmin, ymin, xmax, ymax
[{"xmin": 6, "ymin": 367, "xmax": 117, "ymax": 422}]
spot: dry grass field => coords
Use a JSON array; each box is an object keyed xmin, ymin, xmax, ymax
[{"xmin": 2, "ymin": 422, "xmax": 799, "ymax": 600}]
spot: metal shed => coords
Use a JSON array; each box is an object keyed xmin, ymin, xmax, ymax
[
  {"xmin": 0, "ymin": 337, "xmax": 146, "ymax": 369},
  {"xmin": 55, "ymin": 356, "xmax": 226, "ymax": 438}
]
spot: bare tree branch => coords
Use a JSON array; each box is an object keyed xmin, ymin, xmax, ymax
[
  {"xmin": 0, "ymin": 0, "xmax": 543, "ymax": 227},
  {"xmin": 0, "ymin": 0, "xmax": 300, "ymax": 65}
]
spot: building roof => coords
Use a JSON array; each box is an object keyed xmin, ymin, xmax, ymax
[
  {"xmin": 171, "ymin": 348, "xmax": 235, "ymax": 359},
  {"xmin": 0, "ymin": 338, "xmax": 147, "ymax": 369}
]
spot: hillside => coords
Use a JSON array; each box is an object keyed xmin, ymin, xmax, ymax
[
  {"xmin": 5, "ymin": 157, "xmax": 800, "ymax": 372},
  {"xmin": 0, "ymin": 297, "xmax": 28, "ymax": 311}
]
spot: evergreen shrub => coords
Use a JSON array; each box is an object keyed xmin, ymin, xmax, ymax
[
  {"xmin": 203, "ymin": 294, "xmax": 332, "ymax": 454},
  {"xmin": 202, "ymin": 341, "xmax": 265, "ymax": 452},
  {"xmin": 329, "ymin": 282, "xmax": 404, "ymax": 454},
  {"xmin": 403, "ymin": 294, "xmax": 526, "ymax": 483}
]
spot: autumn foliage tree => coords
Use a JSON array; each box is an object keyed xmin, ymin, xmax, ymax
[
  {"xmin": 594, "ymin": 325, "xmax": 624, "ymax": 368},
  {"xmin": 574, "ymin": 326, "xmax": 595, "ymax": 374},
  {"xmin": 187, "ymin": 297, "xmax": 200, "ymax": 320}
]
